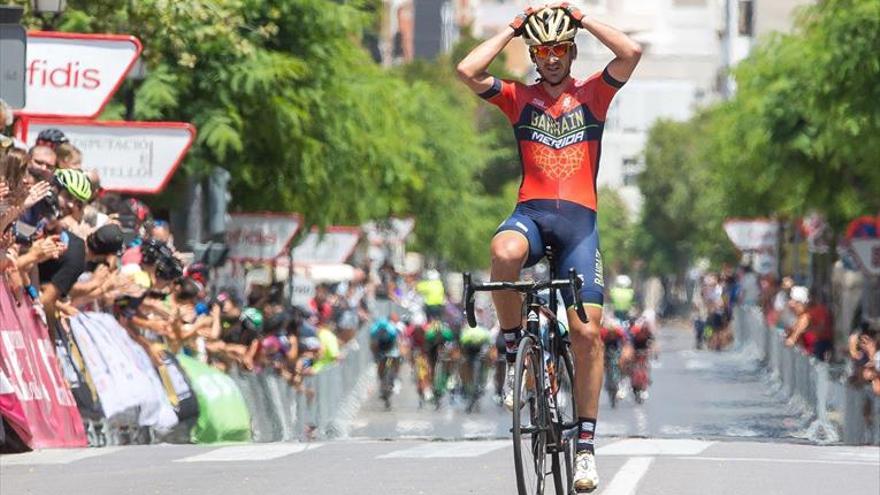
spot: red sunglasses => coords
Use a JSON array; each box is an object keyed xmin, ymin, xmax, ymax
[{"xmin": 531, "ymin": 42, "xmax": 574, "ymax": 60}]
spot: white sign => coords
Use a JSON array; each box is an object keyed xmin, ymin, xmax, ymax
[
  {"xmin": 292, "ymin": 228, "xmax": 361, "ymax": 265},
  {"xmin": 849, "ymin": 239, "xmax": 880, "ymax": 277},
  {"xmin": 22, "ymin": 119, "xmax": 195, "ymax": 193},
  {"xmin": 723, "ymin": 219, "xmax": 778, "ymax": 251},
  {"xmin": 19, "ymin": 32, "xmax": 142, "ymax": 118},
  {"xmin": 226, "ymin": 213, "xmax": 301, "ymax": 261}
]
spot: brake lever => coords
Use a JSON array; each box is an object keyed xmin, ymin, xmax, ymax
[
  {"xmin": 463, "ymin": 272, "xmax": 477, "ymax": 328},
  {"xmin": 568, "ymin": 268, "xmax": 589, "ymax": 324}
]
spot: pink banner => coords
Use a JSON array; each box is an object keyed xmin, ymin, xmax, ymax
[{"xmin": 0, "ymin": 281, "xmax": 87, "ymax": 448}]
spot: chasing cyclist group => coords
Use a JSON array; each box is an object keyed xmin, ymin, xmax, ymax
[{"xmin": 369, "ymin": 272, "xmax": 656, "ymax": 410}]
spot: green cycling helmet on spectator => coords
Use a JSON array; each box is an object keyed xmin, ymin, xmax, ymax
[
  {"xmin": 241, "ymin": 307, "xmax": 264, "ymax": 332},
  {"xmin": 54, "ymin": 168, "xmax": 92, "ymax": 202}
]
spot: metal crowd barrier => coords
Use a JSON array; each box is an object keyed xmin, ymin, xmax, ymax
[
  {"xmin": 733, "ymin": 305, "xmax": 880, "ymax": 445},
  {"xmin": 227, "ymin": 321, "xmax": 374, "ymax": 442}
]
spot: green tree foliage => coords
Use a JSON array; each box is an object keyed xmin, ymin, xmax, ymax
[
  {"xmin": 12, "ymin": 0, "xmax": 518, "ymax": 269},
  {"xmin": 636, "ymin": 117, "xmax": 733, "ymax": 276},
  {"xmin": 638, "ymin": 0, "xmax": 879, "ymax": 274},
  {"xmin": 596, "ymin": 186, "xmax": 634, "ymax": 274}
]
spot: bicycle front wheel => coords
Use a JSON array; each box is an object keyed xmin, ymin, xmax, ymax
[
  {"xmin": 513, "ymin": 335, "xmax": 548, "ymax": 495},
  {"xmin": 552, "ymin": 346, "xmax": 577, "ymax": 495}
]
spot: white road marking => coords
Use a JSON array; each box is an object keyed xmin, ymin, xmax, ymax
[
  {"xmin": 659, "ymin": 425, "xmax": 695, "ymax": 436},
  {"xmin": 600, "ymin": 456, "xmax": 654, "ymax": 495},
  {"xmin": 0, "ymin": 447, "xmax": 121, "ymax": 466},
  {"xmin": 462, "ymin": 419, "xmax": 496, "ymax": 438},
  {"xmin": 600, "ymin": 422, "xmax": 629, "ymax": 436},
  {"xmin": 175, "ymin": 443, "xmax": 323, "ymax": 462},
  {"xmin": 634, "ymin": 408, "xmax": 649, "ymax": 436},
  {"xmin": 819, "ymin": 448, "xmax": 880, "ymax": 462},
  {"xmin": 676, "ymin": 456, "xmax": 879, "ymax": 466},
  {"xmin": 685, "ymin": 359, "xmax": 712, "ymax": 370},
  {"xmin": 597, "ymin": 439, "xmax": 714, "ymax": 456},
  {"xmin": 723, "ymin": 426, "xmax": 761, "ymax": 437},
  {"xmin": 395, "ymin": 419, "xmax": 433, "ymax": 435},
  {"xmin": 378, "ymin": 440, "xmax": 508, "ymax": 459}
]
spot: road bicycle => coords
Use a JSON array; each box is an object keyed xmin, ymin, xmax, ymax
[
  {"xmin": 378, "ymin": 354, "xmax": 400, "ymax": 410},
  {"xmin": 462, "ymin": 346, "xmax": 491, "ymax": 414},
  {"xmin": 464, "ymin": 247, "xmax": 589, "ymax": 495}
]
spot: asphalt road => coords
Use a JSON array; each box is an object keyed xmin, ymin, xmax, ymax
[{"xmin": 2, "ymin": 321, "xmax": 879, "ymax": 495}]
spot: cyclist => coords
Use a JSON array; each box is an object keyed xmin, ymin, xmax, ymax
[
  {"xmin": 600, "ymin": 321, "xmax": 626, "ymax": 407},
  {"xmin": 459, "ymin": 323, "xmax": 493, "ymax": 411},
  {"xmin": 457, "ymin": 3, "xmax": 641, "ymax": 491},
  {"xmin": 424, "ymin": 317, "xmax": 457, "ymax": 407},
  {"xmin": 609, "ymin": 274, "xmax": 635, "ymax": 321},
  {"xmin": 627, "ymin": 314, "xmax": 655, "ymax": 402},
  {"xmin": 369, "ymin": 317, "xmax": 401, "ymax": 409}
]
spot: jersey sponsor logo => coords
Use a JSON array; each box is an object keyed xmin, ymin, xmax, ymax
[
  {"xmin": 528, "ymin": 108, "xmax": 587, "ymax": 138},
  {"xmin": 530, "ymin": 130, "xmax": 585, "ymax": 150},
  {"xmin": 530, "ymin": 98, "xmax": 547, "ymax": 109},
  {"xmin": 515, "ymin": 221, "xmax": 530, "ymax": 233},
  {"xmin": 594, "ymin": 251, "xmax": 604, "ymax": 287}
]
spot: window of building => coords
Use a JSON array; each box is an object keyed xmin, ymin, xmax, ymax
[
  {"xmin": 738, "ymin": 0, "xmax": 754, "ymax": 36},
  {"xmin": 623, "ymin": 157, "xmax": 644, "ymax": 187}
]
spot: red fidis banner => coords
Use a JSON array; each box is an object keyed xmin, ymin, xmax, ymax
[
  {"xmin": 0, "ymin": 282, "xmax": 87, "ymax": 449},
  {"xmin": 15, "ymin": 31, "xmax": 142, "ymax": 118}
]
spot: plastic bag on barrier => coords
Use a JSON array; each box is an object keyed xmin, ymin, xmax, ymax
[
  {"xmin": 176, "ymin": 354, "xmax": 251, "ymax": 443},
  {"xmin": 157, "ymin": 352, "xmax": 199, "ymax": 423},
  {"xmin": 55, "ymin": 323, "xmax": 104, "ymax": 421}
]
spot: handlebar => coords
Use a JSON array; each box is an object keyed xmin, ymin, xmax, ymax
[{"xmin": 463, "ymin": 268, "xmax": 589, "ymax": 327}]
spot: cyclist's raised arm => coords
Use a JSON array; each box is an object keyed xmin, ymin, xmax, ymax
[
  {"xmin": 455, "ymin": 8, "xmax": 532, "ymax": 94},
  {"xmin": 579, "ymin": 15, "xmax": 642, "ymax": 83},
  {"xmin": 553, "ymin": 3, "xmax": 641, "ymax": 83}
]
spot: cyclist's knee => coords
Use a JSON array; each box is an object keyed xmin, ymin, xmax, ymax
[
  {"xmin": 490, "ymin": 234, "xmax": 528, "ymax": 271},
  {"xmin": 571, "ymin": 321, "xmax": 602, "ymax": 348}
]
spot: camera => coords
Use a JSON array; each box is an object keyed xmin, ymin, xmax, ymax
[{"xmin": 142, "ymin": 238, "xmax": 183, "ymax": 281}]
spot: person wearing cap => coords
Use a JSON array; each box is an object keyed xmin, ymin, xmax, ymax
[
  {"xmin": 784, "ymin": 286, "xmax": 810, "ymax": 348},
  {"xmin": 35, "ymin": 128, "xmax": 69, "ymax": 150}
]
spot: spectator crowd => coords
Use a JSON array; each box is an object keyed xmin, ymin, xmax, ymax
[{"xmin": 1, "ymin": 100, "xmax": 405, "ymax": 448}]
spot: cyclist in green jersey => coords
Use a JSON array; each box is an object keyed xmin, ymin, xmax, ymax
[
  {"xmin": 609, "ymin": 275, "xmax": 635, "ymax": 321},
  {"xmin": 459, "ymin": 325, "xmax": 492, "ymax": 411}
]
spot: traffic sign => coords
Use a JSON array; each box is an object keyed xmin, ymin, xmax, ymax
[
  {"xmin": 17, "ymin": 31, "xmax": 142, "ymax": 118},
  {"xmin": 226, "ymin": 213, "xmax": 302, "ymax": 261},
  {"xmin": 848, "ymin": 238, "xmax": 880, "ymax": 277},
  {"xmin": 723, "ymin": 218, "xmax": 778, "ymax": 251},
  {"xmin": 18, "ymin": 118, "xmax": 195, "ymax": 194},
  {"xmin": 292, "ymin": 227, "xmax": 361, "ymax": 265}
]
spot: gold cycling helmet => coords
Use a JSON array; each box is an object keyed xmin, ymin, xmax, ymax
[{"xmin": 523, "ymin": 7, "xmax": 577, "ymax": 46}]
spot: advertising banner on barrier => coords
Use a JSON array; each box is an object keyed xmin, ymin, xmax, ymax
[
  {"xmin": 292, "ymin": 227, "xmax": 361, "ymax": 265},
  {"xmin": 0, "ymin": 368, "xmax": 33, "ymax": 452},
  {"xmin": 69, "ymin": 313, "xmax": 178, "ymax": 431},
  {"xmin": 18, "ymin": 118, "xmax": 196, "ymax": 194},
  {"xmin": 226, "ymin": 213, "xmax": 302, "ymax": 261},
  {"xmin": 177, "ymin": 354, "xmax": 251, "ymax": 443},
  {"xmin": 16, "ymin": 31, "xmax": 142, "ymax": 117},
  {"xmin": 0, "ymin": 283, "xmax": 87, "ymax": 448}
]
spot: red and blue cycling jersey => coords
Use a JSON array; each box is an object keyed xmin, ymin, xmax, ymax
[{"xmin": 479, "ymin": 67, "xmax": 623, "ymax": 211}]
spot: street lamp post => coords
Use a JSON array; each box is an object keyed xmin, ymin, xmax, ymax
[{"xmin": 30, "ymin": 0, "xmax": 66, "ymax": 31}]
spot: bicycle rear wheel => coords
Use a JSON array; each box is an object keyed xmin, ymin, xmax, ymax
[
  {"xmin": 552, "ymin": 347, "xmax": 576, "ymax": 495},
  {"xmin": 513, "ymin": 335, "xmax": 549, "ymax": 495}
]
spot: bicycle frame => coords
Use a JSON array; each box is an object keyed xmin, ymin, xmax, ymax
[{"xmin": 463, "ymin": 248, "xmax": 589, "ymax": 453}]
